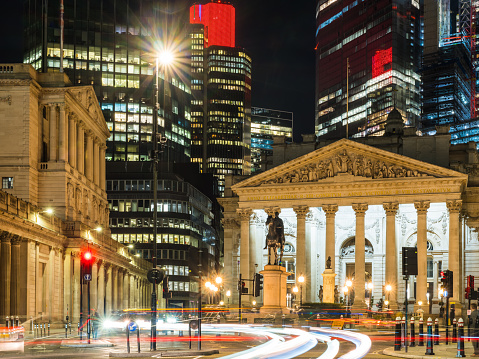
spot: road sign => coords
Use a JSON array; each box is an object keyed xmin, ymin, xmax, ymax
[
  {"xmin": 147, "ymin": 268, "xmax": 165, "ymax": 284},
  {"xmin": 128, "ymin": 322, "xmax": 137, "ymax": 332},
  {"xmin": 83, "ymin": 274, "xmax": 92, "ymax": 281}
]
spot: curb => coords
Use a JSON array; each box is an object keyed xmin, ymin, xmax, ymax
[
  {"xmin": 382, "ymin": 347, "xmax": 466, "ymax": 359},
  {"xmin": 109, "ymin": 350, "xmax": 220, "ymax": 357},
  {"xmin": 60, "ymin": 339, "xmax": 114, "ymax": 348}
]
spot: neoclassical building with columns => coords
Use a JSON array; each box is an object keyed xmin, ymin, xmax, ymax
[
  {"xmin": 0, "ymin": 64, "xmax": 151, "ymax": 323},
  {"xmin": 220, "ymin": 138, "xmax": 479, "ymax": 314}
]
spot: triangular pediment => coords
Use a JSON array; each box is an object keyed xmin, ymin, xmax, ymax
[
  {"xmin": 68, "ymin": 86, "xmax": 110, "ymax": 135},
  {"xmin": 233, "ymin": 139, "xmax": 468, "ymax": 191}
]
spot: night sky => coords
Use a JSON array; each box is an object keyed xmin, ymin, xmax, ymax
[{"xmin": 0, "ymin": 1, "xmax": 316, "ymax": 141}]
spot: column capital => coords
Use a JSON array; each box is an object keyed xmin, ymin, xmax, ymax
[
  {"xmin": 71, "ymin": 251, "xmax": 81, "ymax": 259},
  {"xmin": 293, "ymin": 205, "xmax": 310, "ymax": 219},
  {"xmin": 237, "ymin": 208, "xmax": 253, "ymax": 221},
  {"xmin": 446, "ymin": 200, "xmax": 462, "ymax": 213},
  {"xmin": 264, "ymin": 207, "xmax": 281, "ymax": 216},
  {"xmin": 352, "ymin": 203, "xmax": 368, "ymax": 215},
  {"xmin": 0, "ymin": 231, "xmax": 12, "ymax": 243},
  {"xmin": 323, "ymin": 204, "xmax": 338, "ymax": 217},
  {"xmin": 383, "ymin": 202, "xmax": 399, "ymax": 215},
  {"xmin": 414, "ymin": 201, "xmax": 430, "ymax": 214},
  {"xmin": 222, "ymin": 217, "xmax": 239, "ymax": 229}
]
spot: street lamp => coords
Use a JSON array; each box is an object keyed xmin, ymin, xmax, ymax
[
  {"xmin": 345, "ymin": 279, "xmax": 352, "ymax": 316},
  {"xmin": 151, "ymin": 49, "xmax": 174, "ymax": 351},
  {"xmin": 226, "ymin": 290, "xmax": 231, "ymax": 307},
  {"xmin": 367, "ymin": 282, "xmax": 373, "ymax": 314},
  {"xmin": 385, "ymin": 284, "xmax": 392, "ymax": 311},
  {"xmin": 298, "ymin": 275, "xmax": 305, "ymax": 307},
  {"xmin": 293, "ymin": 286, "xmax": 299, "ymax": 309}
]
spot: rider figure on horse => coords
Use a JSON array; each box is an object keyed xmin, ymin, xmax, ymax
[{"xmin": 265, "ymin": 211, "xmax": 285, "ymax": 265}]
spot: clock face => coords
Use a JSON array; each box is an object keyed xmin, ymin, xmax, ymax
[{"xmin": 284, "ymin": 243, "xmax": 293, "ymax": 253}]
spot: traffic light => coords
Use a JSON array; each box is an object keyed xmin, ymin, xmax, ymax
[
  {"xmin": 466, "ymin": 287, "xmax": 471, "ymax": 299},
  {"xmin": 81, "ymin": 249, "xmax": 93, "ymax": 277},
  {"xmin": 446, "ymin": 270, "xmax": 453, "ymax": 298},
  {"xmin": 241, "ymin": 281, "xmax": 248, "ymax": 294},
  {"xmin": 468, "ymin": 275, "xmax": 475, "ymax": 290},
  {"xmin": 163, "ymin": 276, "xmax": 172, "ymax": 299},
  {"xmin": 254, "ymin": 273, "xmax": 263, "ymax": 297}
]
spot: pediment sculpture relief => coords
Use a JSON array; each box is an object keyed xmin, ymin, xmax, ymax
[{"xmin": 264, "ymin": 150, "xmax": 427, "ymax": 184}]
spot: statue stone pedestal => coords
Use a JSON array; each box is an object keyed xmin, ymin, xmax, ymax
[
  {"xmin": 322, "ymin": 269, "xmax": 336, "ymax": 303},
  {"xmin": 259, "ymin": 265, "xmax": 290, "ymax": 314}
]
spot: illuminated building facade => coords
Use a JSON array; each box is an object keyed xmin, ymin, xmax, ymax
[
  {"xmin": 421, "ymin": 0, "xmax": 473, "ymax": 136},
  {"xmin": 107, "ymin": 162, "xmax": 220, "ymax": 308},
  {"xmin": 23, "ymin": 0, "xmax": 192, "ymax": 163},
  {"xmin": 315, "ymin": 0, "xmax": 422, "ymax": 139},
  {"xmin": 251, "ymin": 107, "xmax": 293, "ymax": 173},
  {"xmin": 190, "ymin": 1, "xmax": 252, "ymax": 195}
]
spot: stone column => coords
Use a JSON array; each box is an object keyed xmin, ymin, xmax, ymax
[
  {"xmin": 58, "ymin": 104, "xmax": 68, "ymax": 161},
  {"xmin": 68, "ymin": 115, "xmax": 77, "ymax": 168},
  {"xmin": 222, "ymin": 217, "xmax": 238, "ymax": 302},
  {"xmin": 97, "ymin": 262, "xmax": 105, "ymax": 315},
  {"xmin": 123, "ymin": 273, "xmax": 129, "ymax": 309},
  {"xmin": 91, "ymin": 261, "xmax": 98, "ymax": 314},
  {"xmin": 93, "ymin": 141, "xmax": 100, "ymax": 186},
  {"xmin": 77, "ymin": 125, "xmax": 85, "ymax": 174},
  {"xmin": 49, "ymin": 105, "xmax": 58, "ymax": 161},
  {"xmin": 63, "ymin": 251, "xmax": 72, "ymax": 320},
  {"xmin": 10, "ymin": 236, "xmax": 21, "ymax": 316},
  {"xmin": 112, "ymin": 266, "xmax": 118, "ymax": 311},
  {"xmin": 383, "ymin": 202, "xmax": 399, "ymax": 309},
  {"xmin": 105, "ymin": 264, "xmax": 112, "ymax": 314},
  {"xmin": 305, "ymin": 214, "xmax": 313, "ymax": 302},
  {"xmin": 447, "ymin": 200, "xmax": 462, "ymax": 308},
  {"xmin": 118, "ymin": 269, "xmax": 124, "ymax": 310},
  {"xmin": 293, "ymin": 206, "xmax": 309, "ymax": 304},
  {"xmin": 414, "ymin": 201, "xmax": 430, "ymax": 312},
  {"xmin": 0, "ymin": 233, "xmax": 11, "ymax": 316},
  {"xmin": 129, "ymin": 276, "xmax": 135, "ymax": 308},
  {"xmin": 99, "ymin": 146, "xmax": 106, "ymax": 191},
  {"xmin": 72, "ymin": 252, "xmax": 81, "ymax": 322},
  {"xmin": 352, "ymin": 203, "xmax": 368, "ymax": 310},
  {"xmin": 85, "ymin": 133, "xmax": 94, "ymax": 182},
  {"xmin": 323, "ymin": 205, "xmax": 338, "ymax": 272},
  {"xmin": 237, "ymin": 208, "xmax": 252, "ymax": 298}
]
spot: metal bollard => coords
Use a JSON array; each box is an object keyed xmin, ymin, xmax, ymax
[
  {"xmin": 418, "ymin": 317, "xmax": 424, "ymax": 346},
  {"xmin": 34, "ymin": 324, "xmax": 37, "ymax": 338},
  {"xmin": 282, "ymin": 314, "xmax": 285, "ymax": 327},
  {"xmin": 137, "ymin": 327, "xmax": 140, "ymax": 353},
  {"xmin": 6, "ymin": 316, "xmax": 9, "ymax": 328},
  {"xmin": 316, "ymin": 314, "xmax": 320, "ymax": 327},
  {"xmin": 44, "ymin": 323, "xmax": 46, "ymax": 337},
  {"xmin": 394, "ymin": 316, "xmax": 402, "ymax": 351},
  {"xmin": 452, "ymin": 318, "xmax": 457, "ymax": 343},
  {"xmin": 126, "ymin": 323, "xmax": 130, "ymax": 354},
  {"xmin": 30, "ymin": 316, "xmax": 33, "ymax": 334},
  {"xmin": 402, "ymin": 316, "xmax": 406, "ymax": 347},
  {"xmin": 434, "ymin": 318, "xmax": 439, "ymax": 345},
  {"xmin": 65, "ymin": 323, "xmax": 68, "ymax": 338},
  {"xmin": 16, "ymin": 316, "xmax": 19, "ymax": 327},
  {"xmin": 457, "ymin": 318, "xmax": 465, "ymax": 357},
  {"xmin": 410, "ymin": 317, "xmax": 416, "ymax": 347},
  {"xmin": 425, "ymin": 317, "xmax": 435, "ymax": 355},
  {"xmin": 48, "ymin": 323, "xmax": 50, "ymax": 336}
]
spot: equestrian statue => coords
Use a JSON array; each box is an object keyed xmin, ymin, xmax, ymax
[{"xmin": 264, "ymin": 211, "xmax": 285, "ymax": 265}]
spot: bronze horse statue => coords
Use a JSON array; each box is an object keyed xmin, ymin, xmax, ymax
[{"xmin": 265, "ymin": 212, "xmax": 285, "ymax": 265}]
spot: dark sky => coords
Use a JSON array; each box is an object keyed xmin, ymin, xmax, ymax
[{"xmin": 0, "ymin": 1, "xmax": 316, "ymax": 141}]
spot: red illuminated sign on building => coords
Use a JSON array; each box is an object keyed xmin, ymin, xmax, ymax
[
  {"xmin": 190, "ymin": 2, "xmax": 235, "ymax": 48},
  {"xmin": 372, "ymin": 47, "xmax": 392, "ymax": 78}
]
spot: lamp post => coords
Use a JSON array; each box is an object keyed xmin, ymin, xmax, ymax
[
  {"xmin": 226, "ymin": 290, "xmax": 231, "ymax": 307},
  {"xmin": 367, "ymin": 282, "xmax": 373, "ymax": 314},
  {"xmin": 298, "ymin": 275, "xmax": 305, "ymax": 307},
  {"xmin": 150, "ymin": 50, "xmax": 173, "ymax": 351},
  {"xmin": 385, "ymin": 284, "xmax": 392, "ymax": 311},
  {"xmin": 345, "ymin": 279, "xmax": 352, "ymax": 316},
  {"xmin": 293, "ymin": 286, "xmax": 299, "ymax": 309}
]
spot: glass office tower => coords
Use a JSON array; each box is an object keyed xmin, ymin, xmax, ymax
[
  {"xmin": 189, "ymin": 1, "xmax": 252, "ymax": 195},
  {"xmin": 24, "ymin": 0, "xmax": 192, "ymax": 163},
  {"xmin": 251, "ymin": 107, "xmax": 293, "ymax": 174},
  {"xmin": 315, "ymin": 0, "xmax": 422, "ymax": 139}
]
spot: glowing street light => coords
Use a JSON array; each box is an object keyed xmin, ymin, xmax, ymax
[
  {"xmin": 385, "ymin": 284, "xmax": 392, "ymax": 311},
  {"xmin": 215, "ymin": 276, "xmax": 223, "ymax": 284},
  {"xmin": 205, "ymin": 281, "xmax": 212, "ymax": 289},
  {"xmin": 158, "ymin": 50, "xmax": 174, "ymax": 66}
]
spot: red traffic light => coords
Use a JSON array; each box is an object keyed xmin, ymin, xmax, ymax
[{"xmin": 83, "ymin": 251, "xmax": 92, "ymax": 261}]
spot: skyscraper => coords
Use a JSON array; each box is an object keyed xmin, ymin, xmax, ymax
[
  {"xmin": 24, "ymin": 0, "xmax": 192, "ymax": 163},
  {"xmin": 190, "ymin": 1, "xmax": 252, "ymax": 194},
  {"xmin": 315, "ymin": 0, "xmax": 422, "ymax": 139},
  {"xmin": 251, "ymin": 107, "xmax": 293, "ymax": 174}
]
